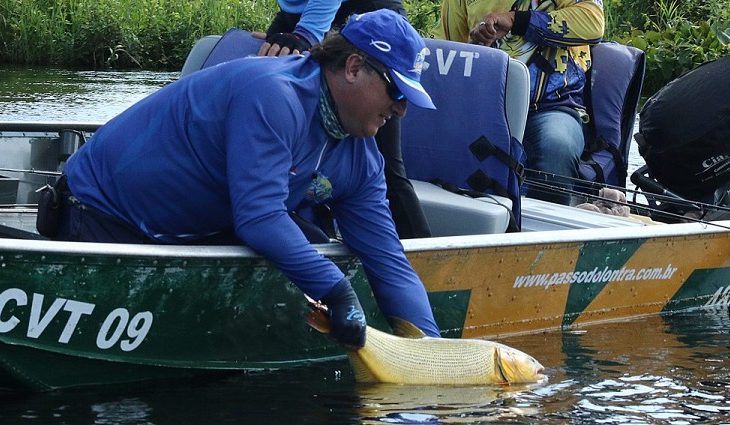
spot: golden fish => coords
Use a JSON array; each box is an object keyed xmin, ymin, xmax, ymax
[{"xmin": 306, "ymin": 307, "xmax": 546, "ymax": 385}]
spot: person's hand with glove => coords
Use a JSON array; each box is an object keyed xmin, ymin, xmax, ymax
[
  {"xmin": 256, "ymin": 30, "xmax": 313, "ymax": 57},
  {"xmin": 320, "ymin": 277, "xmax": 367, "ymax": 349}
]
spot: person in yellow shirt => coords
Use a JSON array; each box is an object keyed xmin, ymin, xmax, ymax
[{"xmin": 436, "ymin": 0, "xmax": 604, "ymax": 204}]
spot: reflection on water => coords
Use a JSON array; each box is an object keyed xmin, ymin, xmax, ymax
[
  {"xmin": 0, "ymin": 67, "xmax": 178, "ymax": 122},
  {"xmin": 1, "ymin": 309, "xmax": 729, "ymax": 424},
  {"xmin": 91, "ymin": 398, "xmax": 154, "ymax": 425},
  {"xmin": 356, "ymin": 383, "xmax": 537, "ymax": 424}
]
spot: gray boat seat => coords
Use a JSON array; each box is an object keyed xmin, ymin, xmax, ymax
[
  {"xmin": 180, "ymin": 35, "xmax": 222, "ymax": 77},
  {"xmin": 411, "ymin": 180, "xmax": 513, "ymax": 236}
]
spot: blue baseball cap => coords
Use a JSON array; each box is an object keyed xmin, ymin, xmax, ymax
[{"xmin": 341, "ymin": 10, "xmax": 436, "ymax": 110}]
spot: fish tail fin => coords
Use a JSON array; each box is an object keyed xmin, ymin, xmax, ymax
[
  {"xmin": 305, "ymin": 308, "xmax": 332, "ymax": 334},
  {"xmin": 304, "ymin": 294, "xmax": 331, "ymax": 333}
]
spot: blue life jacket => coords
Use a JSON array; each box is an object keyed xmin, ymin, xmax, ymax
[
  {"xmin": 579, "ymin": 42, "xmax": 646, "ymax": 188},
  {"xmin": 400, "ymin": 39, "xmax": 528, "ymax": 229}
]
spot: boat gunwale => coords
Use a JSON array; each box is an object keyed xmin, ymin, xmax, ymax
[
  {"xmin": 0, "ymin": 220, "xmax": 728, "ymax": 259},
  {"xmin": 0, "ymin": 121, "xmax": 104, "ymax": 132}
]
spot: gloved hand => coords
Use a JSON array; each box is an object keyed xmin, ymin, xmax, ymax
[
  {"xmin": 320, "ymin": 278, "xmax": 367, "ymax": 348},
  {"xmin": 265, "ymin": 32, "xmax": 312, "ymax": 53}
]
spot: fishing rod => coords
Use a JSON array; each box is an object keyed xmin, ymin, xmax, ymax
[
  {"xmin": 524, "ymin": 168, "xmax": 730, "ymax": 214},
  {"xmin": 525, "ymin": 175, "xmax": 729, "ymax": 217},
  {"xmin": 0, "ymin": 167, "xmax": 61, "ymax": 176},
  {"xmin": 523, "ymin": 174, "xmax": 730, "ymax": 230},
  {"xmin": 525, "ymin": 179, "xmax": 730, "ymax": 229},
  {"xmin": 527, "ymin": 170, "xmax": 690, "ymax": 207}
]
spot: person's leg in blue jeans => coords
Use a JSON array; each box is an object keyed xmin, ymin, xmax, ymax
[{"xmin": 523, "ymin": 107, "xmax": 585, "ymax": 205}]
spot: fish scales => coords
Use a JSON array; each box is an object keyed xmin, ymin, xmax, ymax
[
  {"xmin": 305, "ymin": 303, "xmax": 545, "ymax": 385},
  {"xmin": 350, "ymin": 326, "xmax": 503, "ymax": 385}
]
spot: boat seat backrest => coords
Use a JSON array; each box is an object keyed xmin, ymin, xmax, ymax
[
  {"xmin": 180, "ymin": 29, "xmax": 266, "ymax": 78},
  {"xmin": 180, "ymin": 35, "xmax": 222, "ymax": 77},
  {"xmin": 580, "ymin": 42, "xmax": 646, "ymax": 188},
  {"xmin": 400, "ymin": 39, "xmax": 529, "ymax": 228}
]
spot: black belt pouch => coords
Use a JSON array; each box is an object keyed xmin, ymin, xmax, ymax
[{"xmin": 36, "ymin": 177, "xmax": 63, "ymax": 238}]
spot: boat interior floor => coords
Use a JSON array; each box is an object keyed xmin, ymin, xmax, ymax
[{"xmin": 0, "ymin": 223, "xmax": 47, "ymax": 240}]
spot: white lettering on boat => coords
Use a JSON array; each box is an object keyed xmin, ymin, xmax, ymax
[
  {"xmin": 0, "ymin": 288, "xmax": 25, "ymax": 333},
  {"xmin": 704, "ymin": 286, "xmax": 730, "ymax": 308},
  {"xmin": 0, "ymin": 287, "xmax": 152, "ymax": 351},
  {"xmin": 513, "ymin": 264, "xmax": 679, "ymax": 289},
  {"xmin": 422, "ymin": 48, "xmax": 479, "ymax": 77},
  {"xmin": 96, "ymin": 308, "xmax": 153, "ymax": 352}
]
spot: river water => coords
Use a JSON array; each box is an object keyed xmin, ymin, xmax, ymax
[
  {"xmin": 1, "ymin": 311, "xmax": 729, "ymax": 424},
  {"xmin": 2, "ymin": 68, "xmax": 729, "ymax": 424}
]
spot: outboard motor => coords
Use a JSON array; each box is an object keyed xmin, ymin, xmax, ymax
[{"xmin": 633, "ymin": 56, "xmax": 730, "ymax": 206}]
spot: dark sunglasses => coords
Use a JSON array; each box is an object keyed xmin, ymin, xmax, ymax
[{"xmin": 362, "ymin": 56, "xmax": 406, "ymax": 102}]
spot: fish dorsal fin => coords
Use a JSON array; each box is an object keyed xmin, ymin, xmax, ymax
[{"xmin": 390, "ymin": 317, "xmax": 427, "ymax": 338}]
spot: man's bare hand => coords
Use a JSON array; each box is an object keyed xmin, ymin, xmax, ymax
[
  {"xmin": 254, "ymin": 32, "xmax": 286, "ymax": 56},
  {"xmin": 257, "ymin": 42, "xmax": 297, "ymax": 56}
]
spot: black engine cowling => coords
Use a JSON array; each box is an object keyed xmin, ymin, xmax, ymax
[{"xmin": 635, "ymin": 56, "xmax": 730, "ymax": 202}]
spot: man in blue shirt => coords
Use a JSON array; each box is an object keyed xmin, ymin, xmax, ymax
[
  {"xmin": 258, "ymin": 0, "xmax": 433, "ymax": 240},
  {"xmin": 50, "ymin": 10, "xmax": 440, "ymax": 348}
]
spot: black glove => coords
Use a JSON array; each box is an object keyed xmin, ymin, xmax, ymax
[
  {"xmin": 265, "ymin": 11, "xmax": 300, "ymax": 36},
  {"xmin": 321, "ymin": 278, "xmax": 367, "ymax": 348},
  {"xmin": 265, "ymin": 32, "xmax": 312, "ymax": 53}
]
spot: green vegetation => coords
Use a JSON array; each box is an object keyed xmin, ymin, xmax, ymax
[
  {"xmin": 0, "ymin": 0, "xmax": 277, "ymax": 69},
  {"xmin": 606, "ymin": 0, "xmax": 730, "ymax": 96},
  {"xmin": 1, "ymin": 0, "xmax": 728, "ymax": 95}
]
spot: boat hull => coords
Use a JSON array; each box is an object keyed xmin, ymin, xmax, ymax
[
  {"xmin": 1, "ymin": 221, "xmax": 729, "ymax": 390},
  {"xmin": 407, "ymin": 223, "xmax": 730, "ymax": 337}
]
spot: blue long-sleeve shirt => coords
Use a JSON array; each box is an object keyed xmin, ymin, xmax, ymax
[{"xmin": 65, "ymin": 55, "xmax": 440, "ymax": 337}]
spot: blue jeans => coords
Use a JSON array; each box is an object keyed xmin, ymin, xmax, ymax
[{"xmin": 523, "ymin": 107, "xmax": 585, "ymax": 205}]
